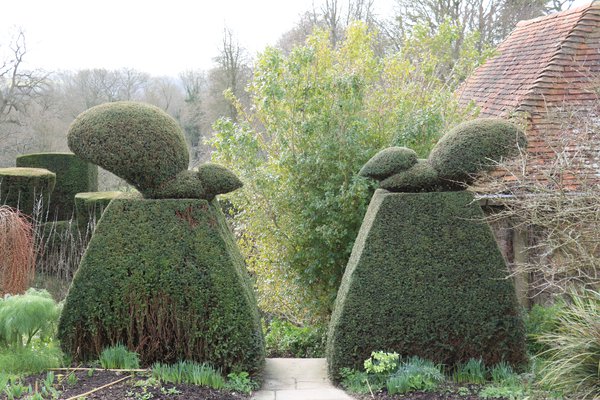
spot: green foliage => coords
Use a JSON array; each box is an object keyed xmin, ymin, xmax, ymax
[
  {"xmin": 16, "ymin": 152, "xmax": 98, "ymax": 221},
  {"xmin": 152, "ymin": 361, "xmax": 225, "ymax": 388},
  {"xmin": 378, "ymin": 159, "xmax": 441, "ymax": 192},
  {"xmin": 428, "ymin": 118, "xmax": 526, "ymax": 186},
  {"xmin": 364, "ymin": 351, "xmax": 399, "ymax": 375},
  {"xmin": 58, "ymin": 198, "xmax": 264, "ymax": 373},
  {"xmin": 536, "ymin": 290, "xmax": 600, "ymax": 399},
  {"xmin": 327, "ymin": 191, "xmax": 526, "ymax": 381},
  {"xmin": 479, "ymin": 384, "xmax": 526, "ymax": 400},
  {"xmin": 264, "ymin": 318, "xmax": 325, "ymax": 358},
  {"xmin": 489, "ymin": 362, "xmax": 520, "ymax": 386},
  {"xmin": 0, "ymin": 289, "xmax": 60, "ymax": 349},
  {"xmin": 524, "ymin": 302, "xmax": 564, "ymax": 356},
  {"xmin": 0, "ymin": 345, "xmax": 63, "ymax": 374},
  {"xmin": 99, "ymin": 344, "xmax": 140, "ymax": 369},
  {"xmin": 211, "ymin": 22, "xmax": 478, "ymax": 320},
  {"xmin": 225, "ymin": 371, "xmax": 258, "ymax": 394},
  {"xmin": 359, "ymin": 147, "xmax": 417, "ymax": 180},
  {"xmin": 339, "ymin": 367, "xmax": 371, "ymax": 394},
  {"xmin": 0, "ymin": 168, "xmax": 56, "ymax": 216},
  {"xmin": 453, "ymin": 358, "xmax": 487, "ymax": 384},
  {"xmin": 67, "ymin": 101, "xmax": 189, "ymax": 197},
  {"xmin": 386, "ymin": 356, "xmax": 445, "ymax": 395},
  {"xmin": 74, "ymin": 191, "xmax": 121, "ymax": 230}
]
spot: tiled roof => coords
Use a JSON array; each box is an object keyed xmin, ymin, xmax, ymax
[{"xmin": 458, "ymin": 1, "xmax": 600, "ymax": 190}]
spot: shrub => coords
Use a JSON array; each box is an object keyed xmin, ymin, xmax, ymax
[
  {"xmin": 16, "ymin": 152, "xmax": 98, "ymax": 221},
  {"xmin": 58, "ymin": 197, "xmax": 264, "ymax": 373},
  {"xmin": 536, "ymin": 290, "xmax": 599, "ymax": 399},
  {"xmin": 264, "ymin": 318, "xmax": 325, "ymax": 358},
  {"xmin": 524, "ymin": 302, "xmax": 564, "ymax": 356},
  {"xmin": 0, "ymin": 206, "xmax": 35, "ymax": 295},
  {"xmin": 378, "ymin": 159, "xmax": 441, "ymax": 192},
  {"xmin": 0, "ymin": 167, "xmax": 56, "ymax": 216},
  {"xmin": 74, "ymin": 191, "xmax": 121, "ymax": 230},
  {"xmin": 359, "ymin": 147, "xmax": 417, "ymax": 180},
  {"xmin": 99, "ymin": 344, "xmax": 140, "ymax": 369},
  {"xmin": 67, "ymin": 101, "xmax": 189, "ymax": 196},
  {"xmin": 428, "ymin": 118, "xmax": 526, "ymax": 186},
  {"xmin": 327, "ymin": 190, "xmax": 526, "ymax": 381}
]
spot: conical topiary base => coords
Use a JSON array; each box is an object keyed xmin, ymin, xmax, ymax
[
  {"xmin": 327, "ymin": 190, "xmax": 526, "ymax": 381},
  {"xmin": 58, "ymin": 197, "xmax": 264, "ymax": 373}
]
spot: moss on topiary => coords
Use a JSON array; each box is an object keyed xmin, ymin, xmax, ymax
[
  {"xmin": 379, "ymin": 159, "xmax": 441, "ymax": 192},
  {"xmin": 16, "ymin": 152, "xmax": 98, "ymax": 221},
  {"xmin": 67, "ymin": 101, "xmax": 189, "ymax": 196},
  {"xmin": 359, "ymin": 147, "xmax": 418, "ymax": 180},
  {"xmin": 74, "ymin": 191, "xmax": 122, "ymax": 230},
  {"xmin": 58, "ymin": 197, "xmax": 265, "ymax": 373},
  {"xmin": 428, "ymin": 118, "xmax": 526, "ymax": 186},
  {"xmin": 0, "ymin": 168, "xmax": 56, "ymax": 216},
  {"xmin": 327, "ymin": 190, "xmax": 526, "ymax": 381}
]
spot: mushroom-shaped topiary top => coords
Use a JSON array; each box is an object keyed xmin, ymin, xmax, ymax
[
  {"xmin": 359, "ymin": 147, "xmax": 418, "ymax": 180},
  {"xmin": 67, "ymin": 101, "xmax": 189, "ymax": 195},
  {"xmin": 428, "ymin": 118, "xmax": 526, "ymax": 186}
]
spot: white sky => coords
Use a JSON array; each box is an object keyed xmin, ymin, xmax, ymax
[{"xmin": 0, "ymin": 0, "xmax": 591, "ymax": 77}]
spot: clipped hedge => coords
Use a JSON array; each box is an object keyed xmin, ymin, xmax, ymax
[
  {"xmin": 74, "ymin": 191, "xmax": 122, "ymax": 230},
  {"xmin": 327, "ymin": 190, "xmax": 526, "ymax": 381},
  {"xmin": 67, "ymin": 101, "xmax": 189, "ymax": 196},
  {"xmin": 378, "ymin": 159, "xmax": 441, "ymax": 192},
  {"xmin": 16, "ymin": 152, "xmax": 98, "ymax": 221},
  {"xmin": 429, "ymin": 118, "xmax": 526, "ymax": 185},
  {"xmin": 359, "ymin": 147, "xmax": 418, "ymax": 180},
  {"xmin": 0, "ymin": 168, "xmax": 56, "ymax": 216},
  {"xmin": 58, "ymin": 197, "xmax": 265, "ymax": 373}
]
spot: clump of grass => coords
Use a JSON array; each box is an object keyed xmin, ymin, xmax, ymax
[
  {"xmin": 452, "ymin": 358, "xmax": 486, "ymax": 384},
  {"xmin": 152, "ymin": 361, "xmax": 225, "ymax": 388},
  {"xmin": 536, "ymin": 290, "xmax": 600, "ymax": 399},
  {"xmin": 99, "ymin": 344, "xmax": 140, "ymax": 369}
]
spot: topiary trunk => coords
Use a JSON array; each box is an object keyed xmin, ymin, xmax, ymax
[
  {"xmin": 327, "ymin": 189, "xmax": 526, "ymax": 381},
  {"xmin": 58, "ymin": 197, "xmax": 264, "ymax": 373}
]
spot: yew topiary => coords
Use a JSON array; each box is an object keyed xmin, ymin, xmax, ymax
[
  {"xmin": 0, "ymin": 168, "xmax": 56, "ymax": 216},
  {"xmin": 428, "ymin": 118, "xmax": 526, "ymax": 186},
  {"xmin": 58, "ymin": 197, "xmax": 265, "ymax": 372},
  {"xmin": 16, "ymin": 152, "xmax": 98, "ymax": 221},
  {"xmin": 74, "ymin": 191, "xmax": 122, "ymax": 230},
  {"xmin": 67, "ymin": 101, "xmax": 189, "ymax": 196}
]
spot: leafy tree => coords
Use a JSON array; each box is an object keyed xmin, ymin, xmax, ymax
[{"xmin": 212, "ymin": 22, "xmax": 479, "ymax": 322}]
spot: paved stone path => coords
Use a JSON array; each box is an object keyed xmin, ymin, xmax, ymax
[{"xmin": 251, "ymin": 358, "xmax": 354, "ymax": 400}]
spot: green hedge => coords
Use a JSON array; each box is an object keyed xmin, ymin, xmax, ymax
[
  {"xmin": 0, "ymin": 168, "xmax": 56, "ymax": 216},
  {"xmin": 67, "ymin": 101, "xmax": 189, "ymax": 196},
  {"xmin": 428, "ymin": 118, "xmax": 526, "ymax": 186},
  {"xmin": 359, "ymin": 147, "xmax": 418, "ymax": 180},
  {"xmin": 16, "ymin": 152, "xmax": 98, "ymax": 221},
  {"xmin": 74, "ymin": 191, "xmax": 122, "ymax": 230},
  {"xmin": 327, "ymin": 190, "xmax": 526, "ymax": 381},
  {"xmin": 58, "ymin": 197, "xmax": 264, "ymax": 373}
]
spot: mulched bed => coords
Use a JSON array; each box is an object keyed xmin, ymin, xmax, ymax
[{"xmin": 21, "ymin": 369, "xmax": 250, "ymax": 400}]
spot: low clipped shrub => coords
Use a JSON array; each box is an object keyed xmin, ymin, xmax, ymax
[
  {"xmin": 264, "ymin": 318, "xmax": 325, "ymax": 358},
  {"xmin": 16, "ymin": 152, "xmax": 98, "ymax": 221},
  {"xmin": 428, "ymin": 118, "xmax": 526, "ymax": 185},
  {"xmin": 58, "ymin": 197, "xmax": 264, "ymax": 373},
  {"xmin": 359, "ymin": 147, "xmax": 418, "ymax": 180},
  {"xmin": 67, "ymin": 101, "xmax": 189, "ymax": 196},
  {"xmin": 74, "ymin": 191, "xmax": 121, "ymax": 230},
  {"xmin": 327, "ymin": 190, "xmax": 526, "ymax": 381},
  {"xmin": 0, "ymin": 167, "xmax": 55, "ymax": 216},
  {"xmin": 378, "ymin": 159, "xmax": 440, "ymax": 192}
]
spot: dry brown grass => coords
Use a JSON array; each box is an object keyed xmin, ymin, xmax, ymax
[{"xmin": 0, "ymin": 205, "xmax": 35, "ymax": 295}]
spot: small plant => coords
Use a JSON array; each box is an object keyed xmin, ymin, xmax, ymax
[
  {"xmin": 66, "ymin": 371, "xmax": 78, "ymax": 386},
  {"xmin": 479, "ymin": 384, "xmax": 526, "ymax": 399},
  {"xmin": 339, "ymin": 367, "xmax": 371, "ymax": 394},
  {"xmin": 536, "ymin": 290, "xmax": 600, "ymax": 399},
  {"xmin": 160, "ymin": 386, "xmax": 181, "ymax": 395},
  {"xmin": 99, "ymin": 344, "xmax": 140, "ymax": 369},
  {"xmin": 87, "ymin": 368, "xmax": 95, "ymax": 377},
  {"xmin": 489, "ymin": 362, "xmax": 520, "ymax": 386},
  {"xmin": 453, "ymin": 358, "xmax": 486, "ymax": 384},
  {"xmin": 386, "ymin": 356, "xmax": 444, "ymax": 395},
  {"xmin": 4, "ymin": 381, "xmax": 30, "ymax": 399},
  {"xmin": 524, "ymin": 301, "xmax": 564, "ymax": 356},
  {"xmin": 364, "ymin": 351, "xmax": 399, "ymax": 375},
  {"xmin": 225, "ymin": 371, "xmax": 257, "ymax": 394},
  {"xmin": 152, "ymin": 361, "xmax": 225, "ymax": 388}
]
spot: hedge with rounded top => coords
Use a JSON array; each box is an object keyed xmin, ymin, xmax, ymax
[
  {"xmin": 74, "ymin": 191, "xmax": 122, "ymax": 230},
  {"xmin": 0, "ymin": 168, "xmax": 56, "ymax": 216},
  {"xmin": 327, "ymin": 190, "xmax": 526, "ymax": 381},
  {"xmin": 58, "ymin": 197, "xmax": 265, "ymax": 373},
  {"xmin": 67, "ymin": 101, "xmax": 189, "ymax": 196},
  {"xmin": 359, "ymin": 147, "xmax": 418, "ymax": 180},
  {"xmin": 428, "ymin": 118, "xmax": 526, "ymax": 186},
  {"xmin": 16, "ymin": 152, "xmax": 98, "ymax": 221}
]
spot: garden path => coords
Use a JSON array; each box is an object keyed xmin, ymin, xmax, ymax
[{"xmin": 251, "ymin": 358, "xmax": 354, "ymax": 400}]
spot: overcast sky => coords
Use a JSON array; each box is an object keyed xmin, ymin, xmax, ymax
[{"xmin": 0, "ymin": 0, "xmax": 591, "ymax": 77}]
